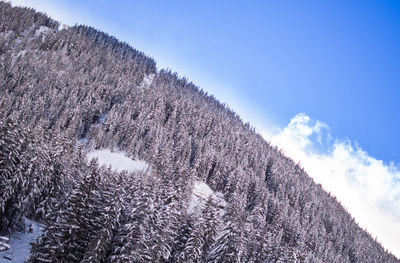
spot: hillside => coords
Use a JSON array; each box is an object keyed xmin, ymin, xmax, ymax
[{"xmin": 0, "ymin": 2, "xmax": 399, "ymax": 262}]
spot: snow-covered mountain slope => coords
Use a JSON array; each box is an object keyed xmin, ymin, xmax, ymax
[{"xmin": 1, "ymin": 2, "xmax": 399, "ymax": 262}]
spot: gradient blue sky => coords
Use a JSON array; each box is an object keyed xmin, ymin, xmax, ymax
[
  {"xmin": 12, "ymin": 0, "xmax": 400, "ymax": 164},
  {"xmin": 9, "ymin": 0, "xmax": 400, "ymax": 256}
]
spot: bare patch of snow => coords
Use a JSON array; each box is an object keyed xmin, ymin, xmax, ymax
[
  {"xmin": 138, "ymin": 73, "xmax": 155, "ymax": 89},
  {"xmin": 188, "ymin": 181, "xmax": 226, "ymax": 214},
  {"xmin": 34, "ymin": 26, "xmax": 50, "ymax": 36},
  {"xmin": 193, "ymin": 181, "xmax": 214, "ymax": 199},
  {"xmin": 0, "ymin": 218, "xmax": 44, "ymax": 263},
  {"xmin": 34, "ymin": 26, "xmax": 50, "ymax": 41},
  {"xmin": 86, "ymin": 149, "xmax": 149, "ymax": 173},
  {"xmin": 98, "ymin": 113, "xmax": 108, "ymax": 124}
]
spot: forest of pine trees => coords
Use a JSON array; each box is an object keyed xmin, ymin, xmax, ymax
[{"xmin": 0, "ymin": 2, "xmax": 399, "ymax": 262}]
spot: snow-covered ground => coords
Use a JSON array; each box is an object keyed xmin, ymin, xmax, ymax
[
  {"xmin": 34, "ymin": 25, "xmax": 50, "ymax": 40},
  {"xmin": 138, "ymin": 73, "xmax": 155, "ymax": 89},
  {"xmin": 87, "ymin": 149, "xmax": 149, "ymax": 173},
  {"xmin": 98, "ymin": 112, "xmax": 108, "ymax": 124},
  {"xmin": 0, "ymin": 218, "xmax": 43, "ymax": 263},
  {"xmin": 188, "ymin": 181, "xmax": 226, "ymax": 214}
]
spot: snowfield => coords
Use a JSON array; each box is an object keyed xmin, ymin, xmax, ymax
[
  {"xmin": 138, "ymin": 73, "xmax": 155, "ymax": 88},
  {"xmin": 188, "ymin": 181, "xmax": 226, "ymax": 214},
  {"xmin": 34, "ymin": 25, "xmax": 50, "ymax": 39},
  {"xmin": 86, "ymin": 149, "xmax": 149, "ymax": 173},
  {"xmin": 0, "ymin": 218, "xmax": 43, "ymax": 263}
]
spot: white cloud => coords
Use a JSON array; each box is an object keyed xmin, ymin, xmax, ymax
[{"xmin": 261, "ymin": 113, "xmax": 400, "ymax": 258}]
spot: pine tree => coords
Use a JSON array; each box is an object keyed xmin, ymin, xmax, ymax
[
  {"xmin": 0, "ymin": 117, "xmax": 29, "ymax": 233},
  {"xmin": 30, "ymin": 159, "xmax": 121, "ymax": 262},
  {"xmin": 206, "ymin": 196, "xmax": 247, "ymax": 263}
]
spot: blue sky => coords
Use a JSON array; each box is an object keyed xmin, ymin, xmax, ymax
[{"xmin": 9, "ymin": 0, "xmax": 400, "ymax": 257}]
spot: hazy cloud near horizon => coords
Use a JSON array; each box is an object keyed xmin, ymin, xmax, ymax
[{"xmin": 261, "ymin": 113, "xmax": 400, "ymax": 258}]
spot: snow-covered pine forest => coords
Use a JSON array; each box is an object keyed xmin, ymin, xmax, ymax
[{"xmin": 0, "ymin": 2, "xmax": 398, "ymax": 262}]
